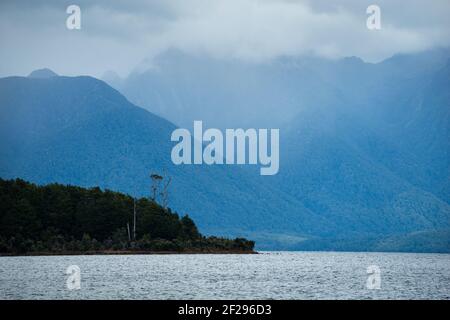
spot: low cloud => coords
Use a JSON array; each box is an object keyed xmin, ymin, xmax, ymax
[{"xmin": 0, "ymin": 0, "xmax": 449, "ymax": 77}]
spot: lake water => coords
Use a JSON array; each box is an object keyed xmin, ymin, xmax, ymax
[{"xmin": 0, "ymin": 252, "xmax": 449, "ymax": 299}]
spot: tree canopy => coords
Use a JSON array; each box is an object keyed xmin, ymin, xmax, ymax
[{"xmin": 0, "ymin": 178, "xmax": 255, "ymax": 254}]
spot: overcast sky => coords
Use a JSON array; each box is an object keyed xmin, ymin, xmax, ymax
[{"xmin": 1, "ymin": 0, "xmax": 449, "ymax": 78}]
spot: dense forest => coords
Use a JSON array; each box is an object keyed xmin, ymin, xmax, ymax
[{"xmin": 0, "ymin": 178, "xmax": 255, "ymax": 254}]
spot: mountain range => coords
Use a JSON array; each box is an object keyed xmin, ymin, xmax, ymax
[{"xmin": 0, "ymin": 49, "xmax": 449, "ymax": 252}]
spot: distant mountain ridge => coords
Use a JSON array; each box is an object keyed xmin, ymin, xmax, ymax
[{"xmin": 28, "ymin": 68, "xmax": 58, "ymax": 79}]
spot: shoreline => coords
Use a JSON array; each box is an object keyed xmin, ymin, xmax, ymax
[{"xmin": 0, "ymin": 249, "xmax": 258, "ymax": 257}]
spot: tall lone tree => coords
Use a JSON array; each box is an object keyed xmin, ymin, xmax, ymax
[
  {"xmin": 150, "ymin": 173, "xmax": 163, "ymax": 202},
  {"xmin": 150, "ymin": 173, "xmax": 172, "ymax": 209}
]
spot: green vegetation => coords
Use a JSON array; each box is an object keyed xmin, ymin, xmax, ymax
[{"xmin": 0, "ymin": 178, "xmax": 255, "ymax": 255}]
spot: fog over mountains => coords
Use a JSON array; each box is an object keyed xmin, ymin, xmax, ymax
[
  {"xmin": 117, "ymin": 48, "xmax": 450, "ymax": 204},
  {"xmin": 1, "ymin": 48, "xmax": 449, "ymax": 251}
]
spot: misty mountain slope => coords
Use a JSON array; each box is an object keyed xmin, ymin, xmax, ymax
[
  {"xmin": 118, "ymin": 49, "xmax": 450, "ymax": 129},
  {"xmin": 120, "ymin": 49, "xmax": 343, "ymax": 129},
  {"xmin": 115, "ymin": 48, "xmax": 450, "ymax": 249},
  {"xmin": 118, "ymin": 49, "xmax": 450, "ymax": 202},
  {"xmin": 275, "ymin": 52, "xmax": 450, "ymax": 245},
  {"xmin": 278, "ymin": 103, "xmax": 450, "ymax": 239},
  {"xmin": 300, "ymin": 50, "xmax": 450, "ymax": 205},
  {"xmin": 391, "ymin": 61, "xmax": 450, "ymax": 200},
  {"xmin": 0, "ymin": 74, "xmax": 336, "ymax": 244}
]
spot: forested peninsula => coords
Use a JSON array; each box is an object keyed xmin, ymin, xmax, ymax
[{"xmin": 0, "ymin": 178, "xmax": 255, "ymax": 255}]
